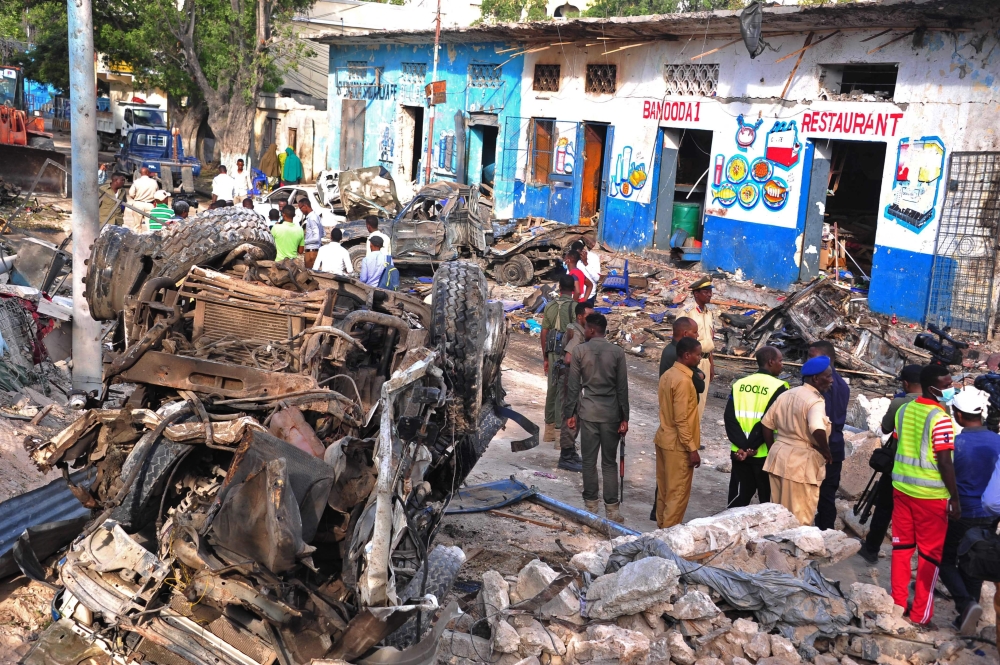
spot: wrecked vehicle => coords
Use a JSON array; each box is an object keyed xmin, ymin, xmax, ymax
[
  {"xmin": 22, "ymin": 210, "xmax": 534, "ymax": 664},
  {"xmin": 337, "ymin": 170, "xmax": 596, "ymax": 285},
  {"xmin": 739, "ymin": 278, "xmax": 918, "ymax": 377}
]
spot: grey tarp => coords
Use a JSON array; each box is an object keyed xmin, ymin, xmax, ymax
[{"xmin": 606, "ymin": 535, "xmax": 856, "ymax": 635}]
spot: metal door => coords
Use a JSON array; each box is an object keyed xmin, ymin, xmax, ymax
[{"xmin": 925, "ymin": 152, "xmax": 1000, "ymax": 335}]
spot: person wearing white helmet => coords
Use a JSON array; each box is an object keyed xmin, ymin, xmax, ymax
[{"xmin": 940, "ymin": 387, "xmax": 1000, "ymax": 636}]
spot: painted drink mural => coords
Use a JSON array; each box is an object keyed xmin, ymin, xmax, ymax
[{"xmin": 885, "ymin": 136, "xmax": 945, "ymax": 234}]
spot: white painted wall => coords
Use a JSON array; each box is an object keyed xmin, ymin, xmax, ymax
[{"xmin": 516, "ymin": 26, "xmax": 1000, "ymax": 256}]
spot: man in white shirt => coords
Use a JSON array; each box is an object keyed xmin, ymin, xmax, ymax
[
  {"xmin": 572, "ymin": 240, "xmax": 601, "ymax": 290},
  {"xmin": 365, "ymin": 215, "xmax": 391, "ymax": 256},
  {"xmin": 125, "ymin": 167, "xmax": 158, "ymax": 232},
  {"xmin": 233, "ymin": 159, "xmax": 253, "ymax": 202},
  {"xmin": 359, "ymin": 236, "xmax": 387, "ymax": 286},
  {"xmin": 314, "ymin": 228, "xmax": 353, "ymax": 276},
  {"xmin": 212, "ymin": 166, "xmax": 237, "ymax": 206}
]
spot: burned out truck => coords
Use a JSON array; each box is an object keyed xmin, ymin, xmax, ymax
[
  {"xmin": 336, "ymin": 169, "xmax": 596, "ymax": 285},
  {"xmin": 21, "ymin": 209, "xmax": 534, "ymax": 665}
]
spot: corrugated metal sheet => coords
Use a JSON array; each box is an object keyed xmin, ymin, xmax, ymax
[{"xmin": 0, "ymin": 468, "xmax": 94, "ymax": 561}]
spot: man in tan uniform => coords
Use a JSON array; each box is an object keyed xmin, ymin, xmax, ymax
[
  {"xmin": 654, "ymin": 336, "xmax": 703, "ymax": 527},
  {"xmin": 125, "ymin": 167, "xmax": 158, "ymax": 232},
  {"xmin": 761, "ymin": 355, "xmax": 834, "ymax": 524},
  {"xmin": 682, "ymin": 276, "xmax": 715, "ymax": 423}
]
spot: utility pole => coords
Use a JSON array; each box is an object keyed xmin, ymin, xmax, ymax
[
  {"xmin": 67, "ymin": 0, "xmax": 103, "ymax": 402},
  {"xmin": 423, "ymin": 0, "xmax": 441, "ymax": 185}
]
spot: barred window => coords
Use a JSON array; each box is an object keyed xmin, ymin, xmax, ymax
[
  {"xmin": 347, "ymin": 61, "xmax": 368, "ymax": 81},
  {"xmin": 585, "ymin": 64, "xmax": 617, "ymax": 94},
  {"xmin": 533, "ymin": 64, "xmax": 561, "ymax": 92},
  {"xmin": 401, "ymin": 62, "xmax": 427, "ymax": 85},
  {"xmin": 469, "ymin": 63, "xmax": 502, "ymax": 89},
  {"xmin": 663, "ymin": 63, "xmax": 719, "ymax": 96}
]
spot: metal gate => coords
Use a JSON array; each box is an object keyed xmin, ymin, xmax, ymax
[{"xmin": 925, "ymin": 152, "xmax": 1000, "ymax": 335}]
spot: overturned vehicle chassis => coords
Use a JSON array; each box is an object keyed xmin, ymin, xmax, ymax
[{"xmin": 24, "ymin": 215, "xmax": 532, "ymax": 664}]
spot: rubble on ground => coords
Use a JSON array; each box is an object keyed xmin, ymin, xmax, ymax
[{"xmin": 439, "ymin": 503, "xmax": 995, "ymax": 665}]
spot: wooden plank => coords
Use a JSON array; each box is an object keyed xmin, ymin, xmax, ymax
[
  {"xmin": 690, "ymin": 37, "xmax": 743, "ymax": 61},
  {"xmin": 774, "ymin": 30, "xmax": 839, "ymax": 65},
  {"xmin": 867, "ymin": 30, "xmax": 916, "ymax": 54},
  {"xmin": 780, "ymin": 32, "xmax": 814, "ymax": 99}
]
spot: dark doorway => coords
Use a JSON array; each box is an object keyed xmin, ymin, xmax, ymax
[
  {"xmin": 340, "ymin": 100, "xmax": 366, "ymax": 170},
  {"xmin": 822, "ymin": 140, "xmax": 887, "ymax": 277},
  {"xmin": 400, "ymin": 105, "xmax": 424, "ymax": 183},
  {"xmin": 480, "ymin": 125, "xmax": 498, "ymax": 186},
  {"xmin": 580, "ymin": 123, "xmax": 608, "ymax": 225},
  {"xmin": 654, "ymin": 128, "xmax": 713, "ymax": 249},
  {"xmin": 675, "ymin": 128, "xmax": 713, "ymax": 203}
]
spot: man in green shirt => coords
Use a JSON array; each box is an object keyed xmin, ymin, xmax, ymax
[
  {"xmin": 272, "ymin": 204, "xmax": 304, "ymax": 261},
  {"xmin": 147, "ymin": 190, "xmax": 173, "ymax": 231},
  {"xmin": 540, "ymin": 274, "xmax": 577, "ymax": 446}
]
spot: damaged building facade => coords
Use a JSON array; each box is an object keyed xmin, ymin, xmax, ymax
[{"xmin": 315, "ymin": 1, "xmax": 1000, "ymax": 329}]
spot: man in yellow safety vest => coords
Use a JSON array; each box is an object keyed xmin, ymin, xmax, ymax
[
  {"xmin": 724, "ymin": 346, "xmax": 788, "ymax": 508},
  {"xmin": 890, "ymin": 364, "xmax": 960, "ymax": 627}
]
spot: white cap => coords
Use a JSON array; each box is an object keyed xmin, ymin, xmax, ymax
[
  {"xmin": 952, "ymin": 387, "xmax": 990, "ymax": 416},
  {"xmin": 153, "ymin": 190, "xmax": 170, "ymax": 201}
]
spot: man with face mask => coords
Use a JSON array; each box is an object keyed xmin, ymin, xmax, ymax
[{"xmin": 889, "ymin": 364, "xmax": 959, "ymax": 627}]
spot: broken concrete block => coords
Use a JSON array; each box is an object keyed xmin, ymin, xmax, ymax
[
  {"xmin": 693, "ymin": 659, "xmax": 724, "ymax": 665},
  {"xmin": 847, "ymin": 583, "xmax": 894, "ymax": 617},
  {"xmin": 516, "ymin": 618, "xmax": 565, "ymax": 657},
  {"xmin": 440, "ymin": 630, "xmax": 524, "ymax": 665},
  {"xmin": 615, "ymin": 614, "xmax": 659, "ymax": 640},
  {"xmin": 909, "ymin": 647, "xmax": 937, "ymax": 665},
  {"xmin": 840, "ymin": 658, "xmax": 860, "ymax": 665},
  {"xmin": 732, "ymin": 618, "xmax": 758, "ymax": 635},
  {"xmin": 770, "ymin": 526, "xmax": 826, "ymax": 555},
  {"xmin": 585, "ymin": 556, "xmax": 680, "ymax": 620},
  {"xmin": 813, "ymin": 657, "xmax": 839, "ymax": 665},
  {"xmin": 819, "ymin": 530, "xmax": 861, "ymax": 562},
  {"xmin": 642, "ymin": 607, "xmax": 667, "ymax": 634},
  {"xmin": 574, "ymin": 624, "xmax": 650, "ymax": 665},
  {"xmin": 768, "ymin": 634, "xmax": 800, "ymax": 662},
  {"xmin": 744, "ymin": 632, "xmax": 771, "ymax": 660},
  {"xmin": 667, "ymin": 590, "xmax": 720, "ymax": 621},
  {"xmin": 481, "ymin": 570, "xmax": 511, "ymax": 613},
  {"xmin": 511, "ymin": 560, "xmax": 559, "ymax": 604},
  {"xmin": 666, "ymin": 630, "xmax": 697, "ymax": 665},
  {"xmin": 731, "ymin": 658, "xmax": 752, "ymax": 665},
  {"xmin": 642, "ymin": 503, "xmax": 801, "ymax": 559},
  {"xmin": 755, "ymin": 658, "xmax": 800, "ymax": 665},
  {"xmin": 512, "ymin": 658, "xmax": 541, "ymax": 665},
  {"xmin": 935, "ymin": 641, "xmax": 962, "ymax": 661},
  {"xmin": 570, "ymin": 550, "xmax": 608, "ymax": 577},
  {"xmin": 839, "ymin": 432, "xmax": 881, "ymax": 499},
  {"xmin": 494, "ymin": 620, "xmax": 522, "ymax": 654},
  {"xmin": 649, "ymin": 637, "xmax": 671, "ymax": 665},
  {"xmin": 979, "ymin": 582, "xmax": 996, "ymax": 629}
]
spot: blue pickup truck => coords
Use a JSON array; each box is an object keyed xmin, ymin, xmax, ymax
[{"xmin": 115, "ymin": 128, "xmax": 201, "ymax": 180}]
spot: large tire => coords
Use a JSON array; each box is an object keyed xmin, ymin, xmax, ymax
[
  {"xmin": 152, "ymin": 207, "xmax": 276, "ymax": 283},
  {"xmin": 430, "ymin": 261, "xmax": 488, "ymax": 435},
  {"xmin": 110, "ymin": 435, "xmax": 194, "ymax": 532},
  {"xmin": 383, "ymin": 545, "xmax": 466, "ymax": 649},
  {"xmin": 495, "ymin": 254, "xmax": 534, "ymax": 286},
  {"xmin": 85, "ymin": 208, "xmax": 275, "ymax": 320},
  {"xmin": 347, "ymin": 244, "xmax": 367, "ymax": 274}
]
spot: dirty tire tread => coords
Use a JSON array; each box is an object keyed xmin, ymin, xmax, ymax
[
  {"xmin": 111, "ymin": 438, "xmax": 194, "ymax": 531},
  {"xmin": 384, "ymin": 545, "xmax": 465, "ymax": 649},
  {"xmin": 348, "ymin": 244, "xmax": 367, "ymax": 274},
  {"xmin": 431, "ymin": 261, "xmax": 488, "ymax": 436},
  {"xmin": 153, "ymin": 208, "xmax": 275, "ymax": 283}
]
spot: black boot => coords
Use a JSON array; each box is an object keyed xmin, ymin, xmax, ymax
[{"xmin": 557, "ymin": 448, "xmax": 583, "ymax": 472}]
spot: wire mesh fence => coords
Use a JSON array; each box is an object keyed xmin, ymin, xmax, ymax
[{"xmin": 925, "ymin": 152, "xmax": 1000, "ymax": 336}]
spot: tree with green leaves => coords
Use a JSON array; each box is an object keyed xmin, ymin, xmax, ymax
[{"xmin": 583, "ymin": 0, "xmax": 745, "ymax": 18}]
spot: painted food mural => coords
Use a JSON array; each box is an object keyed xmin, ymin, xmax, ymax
[
  {"xmin": 884, "ymin": 136, "xmax": 945, "ymax": 233},
  {"xmin": 713, "ymin": 118, "xmax": 799, "ymax": 212}
]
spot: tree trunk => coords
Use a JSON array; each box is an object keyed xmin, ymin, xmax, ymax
[
  {"xmin": 207, "ymin": 101, "xmax": 256, "ymax": 171},
  {"xmin": 170, "ymin": 97, "xmax": 207, "ymax": 161}
]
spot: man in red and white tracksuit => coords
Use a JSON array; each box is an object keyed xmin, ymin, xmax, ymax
[{"xmin": 890, "ymin": 365, "xmax": 961, "ymax": 626}]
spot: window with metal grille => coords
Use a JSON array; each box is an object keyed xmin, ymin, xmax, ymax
[
  {"xmin": 401, "ymin": 62, "xmax": 427, "ymax": 85},
  {"xmin": 530, "ymin": 118, "xmax": 555, "ymax": 185},
  {"xmin": 347, "ymin": 61, "xmax": 368, "ymax": 81},
  {"xmin": 469, "ymin": 64, "xmax": 502, "ymax": 89},
  {"xmin": 819, "ymin": 64, "xmax": 897, "ymax": 100},
  {"xmin": 533, "ymin": 64, "xmax": 561, "ymax": 92},
  {"xmin": 663, "ymin": 63, "xmax": 718, "ymax": 96},
  {"xmin": 586, "ymin": 64, "xmax": 617, "ymax": 94}
]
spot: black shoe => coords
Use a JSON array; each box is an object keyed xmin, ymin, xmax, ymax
[
  {"xmin": 557, "ymin": 449, "xmax": 582, "ymax": 473},
  {"xmin": 957, "ymin": 602, "xmax": 983, "ymax": 636},
  {"xmin": 858, "ymin": 546, "xmax": 880, "ymax": 565}
]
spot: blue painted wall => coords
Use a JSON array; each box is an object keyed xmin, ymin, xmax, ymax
[
  {"xmin": 327, "ymin": 42, "xmax": 522, "ymax": 216},
  {"xmin": 869, "ymin": 245, "xmax": 933, "ymax": 323},
  {"xmin": 702, "ymin": 216, "xmax": 803, "ymax": 291}
]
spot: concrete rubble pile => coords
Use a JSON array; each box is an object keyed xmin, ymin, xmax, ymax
[
  {"xmin": 438, "ymin": 503, "xmax": 992, "ymax": 665},
  {"xmin": 13, "ymin": 209, "xmax": 539, "ymax": 665}
]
